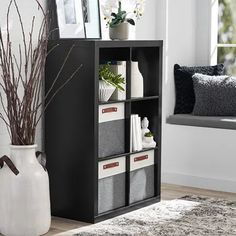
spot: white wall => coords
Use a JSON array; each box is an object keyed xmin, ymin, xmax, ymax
[
  {"xmin": 136, "ymin": 0, "xmax": 158, "ymax": 39},
  {"xmin": 161, "ymin": 0, "xmax": 236, "ymax": 193},
  {"xmin": 195, "ymin": 0, "xmax": 211, "ymax": 65}
]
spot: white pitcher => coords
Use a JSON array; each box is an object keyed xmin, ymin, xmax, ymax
[{"xmin": 0, "ymin": 145, "xmax": 51, "ymax": 236}]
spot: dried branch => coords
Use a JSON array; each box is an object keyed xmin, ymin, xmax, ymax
[{"xmin": 0, "ymin": 0, "xmax": 82, "ymax": 145}]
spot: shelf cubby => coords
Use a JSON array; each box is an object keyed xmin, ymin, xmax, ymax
[
  {"xmin": 131, "ymin": 47, "xmax": 161, "ymax": 97},
  {"xmin": 45, "ymin": 40, "xmax": 163, "ymax": 223}
]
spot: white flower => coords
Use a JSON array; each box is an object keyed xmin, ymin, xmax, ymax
[
  {"xmin": 101, "ymin": 5, "xmax": 112, "ymax": 18},
  {"xmin": 101, "ymin": 0, "xmax": 118, "ymax": 11},
  {"xmin": 100, "ymin": 0, "xmax": 145, "ymax": 23}
]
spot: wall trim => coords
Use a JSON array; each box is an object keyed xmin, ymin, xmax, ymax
[{"xmin": 162, "ymin": 172, "xmax": 236, "ymax": 193}]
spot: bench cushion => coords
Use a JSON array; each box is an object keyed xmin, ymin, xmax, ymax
[{"xmin": 167, "ymin": 114, "xmax": 236, "ymax": 130}]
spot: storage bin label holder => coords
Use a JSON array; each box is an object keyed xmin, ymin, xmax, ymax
[{"xmin": 99, "ymin": 103, "xmax": 124, "ymax": 123}]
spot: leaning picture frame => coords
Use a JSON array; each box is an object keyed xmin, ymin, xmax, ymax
[
  {"xmin": 55, "ymin": 0, "xmax": 86, "ymax": 38},
  {"xmin": 82, "ymin": 0, "xmax": 101, "ymax": 38}
]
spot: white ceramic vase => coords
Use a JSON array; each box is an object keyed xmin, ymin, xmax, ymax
[
  {"xmin": 99, "ymin": 80, "xmax": 116, "ymax": 102},
  {"xmin": 131, "ymin": 61, "xmax": 144, "ymax": 98},
  {"xmin": 0, "ymin": 145, "xmax": 51, "ymax": 236}
]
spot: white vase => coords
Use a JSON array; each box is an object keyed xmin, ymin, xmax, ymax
[
  {"xmin": 99, "ymin": 80, "xmax": 116, "ymax": 102},
  {"xmin": 0, "ymin": 145, "xmax": 51, "ymax": 236},
  {"xmin": 131, "ymin": 61, "xmax": 144, "ymax": 98}
]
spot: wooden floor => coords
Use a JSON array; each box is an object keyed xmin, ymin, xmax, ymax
[{"xmin": 44, "ymin": 184, "xmax": 236, "ymax": 235}]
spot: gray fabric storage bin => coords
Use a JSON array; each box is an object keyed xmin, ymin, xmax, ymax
[
  {"xmin": 99, "ymin": 103, "xmax": 125, "ymax": 158},
  {"xmin": 98, "ymin": 157, "xmax": 126, "ymax": 214},
  {"xmin": 130, "ymin": 150, "xmax": 155, "ymax": 204}
]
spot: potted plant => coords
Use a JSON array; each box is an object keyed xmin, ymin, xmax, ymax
[
  {"xmin": 143, "ymin": 132, "xmax": 154, "ymax": 144},
  {"xmin": 99, "ymin": 63, "xmax": 125, "ymax": 102},
  {"xmin": 102, "ymin": 0, "xmax": 145, "ymax": 40},
  {"xmin": 0, "ymin": 1, "xmax": 81, "ymax": 235}
]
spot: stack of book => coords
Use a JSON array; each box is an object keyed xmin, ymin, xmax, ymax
[{"xmin": 130, "ymin": 114, "xmax": 142, "ymax": 152}]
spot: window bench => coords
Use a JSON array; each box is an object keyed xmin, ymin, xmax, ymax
[{"xmin": 166, "ymin": 114, "xmax": 236, "ymax": 130}]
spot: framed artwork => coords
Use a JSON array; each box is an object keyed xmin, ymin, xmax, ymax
[
  {"xmin": 82, "ymin": 0, "xmax": 101, "ymax": 38},
  {"xmin": 55, "ymin": 0, "xmax": 86, "ymax": 38}
]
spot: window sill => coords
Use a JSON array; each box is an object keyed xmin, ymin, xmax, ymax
[{"xmin": 166, "ymin": 114, "xmax": 236, "ymax": 130}]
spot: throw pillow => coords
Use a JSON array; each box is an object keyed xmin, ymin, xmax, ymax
[
  {"xmin": 174, "ymin": 64, "xmax": 224, "ymax": 114},
  {"xmin": 192, "ymin": 73, "xmax": 236, "ymax": 116}
]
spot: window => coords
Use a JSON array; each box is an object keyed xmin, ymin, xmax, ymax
[{"xmin": 218, "ymin": 0, "xmax": 236, "ymax": 75}]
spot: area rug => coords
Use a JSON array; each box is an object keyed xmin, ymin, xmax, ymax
[{"xmin": 59, "ymin": 196, "xmax": 236, "ymax": 236}]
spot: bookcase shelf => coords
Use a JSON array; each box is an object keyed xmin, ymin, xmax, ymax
[
  {"xmin": 45, "ymin": 40, "xmax": 163, "ymax": 223},
  {"xmin": 99, "ymin": 95, "xmax": 159, "ymax": 105}
]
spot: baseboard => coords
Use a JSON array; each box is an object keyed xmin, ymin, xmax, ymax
[{"xmin": 162, "ymin": 172, "xmax": 236, "ymax": 193}]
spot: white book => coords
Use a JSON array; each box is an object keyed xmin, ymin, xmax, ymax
[
  {"xmin": 132, "ymin": 115, "xmax": 138, "ymax": 151},
  {"xmin": 135, "ymin": 115, "xmax": 142, "ymax": 151},
  {"xmin": 130, "ymin": 115, "xmax": 133, "ymax": 152}
]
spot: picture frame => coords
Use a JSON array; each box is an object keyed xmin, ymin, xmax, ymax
[
  {"xmin": 55, "ymin": 0, "xmax": 86, "ymax": 38},
  {"xmin": 82, "ymin": 0, "xmax": 101, "ymax": 38}
]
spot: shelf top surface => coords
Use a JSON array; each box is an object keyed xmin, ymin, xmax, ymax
[{"xmin": 48, "ymin": 39, "xmax": 163, "ymax": 48}]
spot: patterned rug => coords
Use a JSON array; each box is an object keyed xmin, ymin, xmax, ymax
[{"xmin": 60, "ymin": 196, "xmax": 236, "ymax": 236}]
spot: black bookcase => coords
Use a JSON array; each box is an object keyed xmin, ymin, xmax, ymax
[{"xmin": 45, "ymin": 40, "xmax": 163, "ymax": 223}]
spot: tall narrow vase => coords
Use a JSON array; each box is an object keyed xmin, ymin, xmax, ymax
[
  {"xmin": 131, "ymin": 61, "xmax": 144, "ymax": 98},
  {"xmin": 0, "ymin": 145, "xmax": 51, "ymax": 236}
]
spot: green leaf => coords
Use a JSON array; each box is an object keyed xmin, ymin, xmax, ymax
[
  {"xmin": 118, "ymin": 1, "xmax": 122, "ymax": 13},
  {"xmin": 99, "ymin": 63, "xmax": 126, "ymax": 91},
  {"xmin": 144, "ymin": 132, "xmax": 153, "ymax": 137}
]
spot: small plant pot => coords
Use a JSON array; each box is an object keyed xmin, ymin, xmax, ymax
[
  {"xmin": 99, "ymin": 80, "xmax": 116, "ymax": 102},
  {"xmin": 143, "ymin": 136, "xmax": 154, "ymax": 144},
  {"xmin": 109, "ymin": 22, "xmax": 130, "ymax": 40}
]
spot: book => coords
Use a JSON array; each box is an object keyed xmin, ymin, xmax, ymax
[
  {"xmin": 132, "ymin": 115, "xmax": 138, "ymax": 151},
  {"xmin": 131, "ymin": 114, "xmax": 142, "ymax": 152}
]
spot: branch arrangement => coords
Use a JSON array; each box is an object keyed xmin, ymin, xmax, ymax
[{"xmin": 0, "ymin": 0, "xmax": 81, "ymax": 145}]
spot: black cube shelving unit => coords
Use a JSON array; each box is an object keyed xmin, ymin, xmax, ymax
[{"xmin": 45, "ymin": 40, "xmax": 163, "ymax": 223}]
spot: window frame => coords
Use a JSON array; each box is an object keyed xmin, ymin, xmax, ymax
[{"xmin": 211, "ymin": 0, "xmax": 236, "ymax": 69}]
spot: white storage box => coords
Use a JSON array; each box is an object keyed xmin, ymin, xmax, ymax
[
  {"xmin": 130, "ymin": 150, "xmax": 155, "ymax": 204},
  {"xmin": 98, "ymin": 103, "xmax": 125, "ymax": 158},
  {"xmin": 98, "ymin": 157, "xmax": 126, "ymax": 214}
]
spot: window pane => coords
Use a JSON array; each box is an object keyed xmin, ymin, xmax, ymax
[
  {"xmin": 217, "ymin": 47, "xmax": 236, "ymax": 75},
  {"xmin": 218, "ymin": 0, "xmax": 236, "ymax": 44}
]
